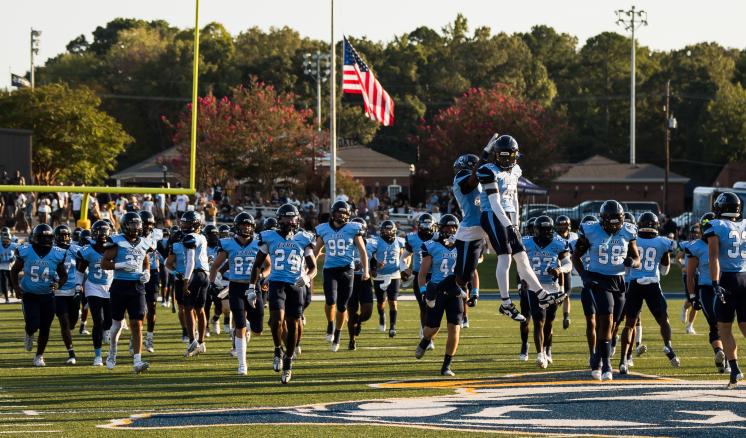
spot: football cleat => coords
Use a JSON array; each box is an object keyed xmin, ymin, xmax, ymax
[
  {"xmin": 715, "ymin": 350, "xmax": 727, "ymax": 373},
  {"xmin": 238, "ymin": 364, "xmax": 247, "ymax": 376},
  {"xmin": 223, "ymin": 323, "xmax": 231, "ymax": 334},
  {"xmin": 379, "ymin": 324, "xmax": 386, "ymax": 332},
  {"xmin": 636, "ymin": 344, "xmax": 647, "ymax": 356},
  {"xmin": 24, "ymin": 334, "xmax": 33, "ymax": 352},
  {"xmin": 185, "ymin": 340, "xmax": 199, "ymax": 357},
  {"xmin": 519, "ymin": 353, "xmax": 529, "ymax": 362},
  {"xmin": 427, "ymin": 340, "xmax": 435, "ymax": 351},
  {"xmin": 601, "ymin": 371, "xmax": 613, "ymax": 381},
  {"xmin": 144, "ymin": 338, "xmax": 154, "ymax": 353},
  {"xmin": 212, "ymin": 320, "xmax": 220, "ymax": 335},
  {"xmin": 499, "ymin": 302, "xmax": 526, "ymax": 322},
  {"xmin": 65, "ymin": 356, "xmax": 77, "ymax": 366},
  {"xmin": 545, "ymin": 351, "xmax": 553, "ymax": 364},
  {"xmin": 461, "ymin": 317, "xmax": 470, "ymax": 329},
  {"xmin": 389, "ymin": 328, "xmax": 397, "ymax": 338},
  {"xmin": 92, "ymin": 356, "xmax": 103, "ymax": 367},
  {"xmin": 664, "ymin": 346, "xmax": 680, "ymax": 368},
  {"xmin": 627, "ymin": 357, "xmax": 635, "ymax": 367},
  {"xmin": 198, "ymin": 343, "xmax": 207, "ymax": 354},
  {"xmin": 331, "ymin": 342, "xmax": 340, "ymax": 353},
  {"xmin": 33, "ymin": 355, "xmax": 46, "ymax": 367},
  {"xmin": 294, "ymin": 345, "xmax": 302, "ymax": 357},
  {"xmin": 441, "ymin": 367, "xmax": 455, "ymax": 377},
  {"xmin": 325, "ymin": 333, "xmax": 333, "ymax": 342},
  {"xmin": 79, "ymin": 327, "xmax": 90, "ymax": 336},
  {"xmin": 106, "ymin": 353, "xmax": 117, "ymax": 369},
  {"xmin": 281, "ymin": 369, "xmax": 292, "ymax": 384},
  {"xmin": 273, "ymin": 353, "xmax": 282, "ymax": 372},
  {"xmin": 563, "ymin": 317, "xmax": 570, "ymax": 330},
  {"xmin": 415, "ymin": 345, "xmax": 427, "ymax": 360},
  {"xmin": 591, "ymin": 369, "xmax": 602, "ymax": 381},
  {"xmin": 685, "ymin": 325, "xmax": 696, "ymax": 335},
  {"xmin": 348, "ymin": 339, "xmax": 357, "ymax": 351},
  {"xmin": 133, "ymin": 361, "xmax": 149, "ymax": 374},
  {"xmin": 619, "ymin": 362, "xmax": 629, "ymax": 375},
  {"xmin": 536, "ymin": 352, "xmax": 548, "ymax": 369}
]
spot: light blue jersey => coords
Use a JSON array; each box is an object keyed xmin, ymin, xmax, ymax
[
  {"xmin": 259, "ymin": 230, "xmax": 315, "ymax": 284},
  {"xmin": 352, "ymin": 238, "xmax": 376, "ymax": 275},
  {"xmin": 144, "ymin": 234, "xmax": 159, "ymax": 270},
  {"xmin": 109, "ymin": 234, "xmax": 151, "ymax": 281},
  {"xmin": 372, "ymin": 236, "xmax": 404, "ymax": 276},
  {"xmin": 17, "ymin": 244, "xmax": 67, "ymax": 294},
  {"xmin": 452, "ymin": 170, "xmax": 482, "ymax": 227},
  {"xmin": 77, "ymin": 245, "xmax": 112, "ymax": 286},
  {"xmin": 405, "ymin": 232, "xmax": 428, "ymax": 272},
  {"xmin": 476, "ymin": 163, "xmax": 521, "ymax": 214},
  {"xmin": 684, "ymin": 239, "xmax": 711, "ymax": 285},
  {"xmin": 678, "ymin": 240, "xmax": 695, "ymax": 270},
  {"xmin": 524, "ymin": 236, "xmax": 570, "ymax": 284},
  {"xmin": 704, "ymin": 219, "xmax": 746, "ymax": 273},
  {"xmin": 0, "ymin": 241, "xmax": 18, "ymax": 269},
  {"xmin": 579, "ymin": 221, "xmax": 638, "ymax": 276},
  {"xmin": 58, "ymin": 243, "xmax": 81, "ymax": 292},
  {"xmin": 170, "ymin": 241, "xmax": 187, "ymax": 275},
  {"xmin": 422, "ymin": 240, "xmax": 457, "ymax": 284},
  {"xmin": 316, "ymin": 221, "xmax": 363, "ymax": 269},
  {"xmin": 219, "ymin": 237, "xmax": 261, "ymax": 282},
  {"xmin": 630, "ymin": 236, "xmax": 675, "ymax": 282}
]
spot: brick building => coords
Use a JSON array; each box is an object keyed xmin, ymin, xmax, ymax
[{"xmin": 549, "ymin": 155, "xmax": 689, "ymax": 215}]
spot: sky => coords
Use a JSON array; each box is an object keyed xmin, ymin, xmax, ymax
[{"xmin": 2, "ymin": 0, "xmax": 745, "ymax": 90}]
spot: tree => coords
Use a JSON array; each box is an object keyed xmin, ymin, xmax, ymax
[
  {"xmin": 0, "ymin": 84, "xmax": 132, "ymax": 184},
  {"xmin": 701, "ymin": 81, "xmax": 746, "ymax": 163},
  {"xmin": 163, "ymin": 79, "xmax": 316, "ymax": 192},
  {"xmin": 415, "ymin": 83, "xmax": 566, "ymax": 189}
]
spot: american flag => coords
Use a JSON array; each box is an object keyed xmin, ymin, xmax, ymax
[{"xmin": 342, "ymin": 37, "xmax": 394, "ymax": 126}]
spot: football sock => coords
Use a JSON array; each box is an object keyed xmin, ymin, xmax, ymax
[
  {"xmin": 729, "ymin": 359, "xmax": 741, "ymax": 377},
  {"xmin": 67, "ymin": 348, "xmax": 75, "ymax": 358},
  {"xmin": 94, "ymin": 347, "xmax": 102, "ymax": 358},
  {"xmin": 182, "ymin": 328, "xmax": 187, "ymax": 338},
  {"xmin": 109, "ymin": 320, "xmax": 123, "ymax": 353},
  {"xmin": 520, "ymin": 342, "xmax": 528, "ymax": 355},
  {"xmin": 513, "ymin": 252, "xmax": 543, "ymax": 292},
  {"xmin": 442, "ymin": 354, "xmax": 453, "ymax": 372},
  {"xmin": 133, "ymin": 353, "xmax": 141, "ymax": 364},
  {"xmin": 418, "ymin": 338, "xmax": 430, "ymax": 350},
  {"xmin": 496, "ymin": 255, "xmax": 511, "ymax": 300},
  {"xmin": 236, "ymin": 337, "xmax": 247, "ymax": 367},
  {"xmin": 635, "ymin": 324, "xmax": 643, "ymax": 345},
  {"xmin": 390, "ymin": 310, "xmax": 397, "ymax": 328},
  {"xmin": 378, "ymin": 310, "xmax": 385, "ymax": 325},
  {"xmin": 326, "ymin": 321, "xmax": 334, "ymax": 335},
  {"xmin": 146, "ymin": 331, "xmax": 153, "ymax": 340},
  {"xmin": 333, "ymin": 329, "xmax": 341, "ymax": 344},
  {"xmin": 274, "ymin": 346, "xmax": 282, "ymax": 357}
]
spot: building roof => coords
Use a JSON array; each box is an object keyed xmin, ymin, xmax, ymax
[
  {"xmin": 110, "ymin": 146, "xmax": 180, "ymax": 182},
  {"xmin": 321, "ymin": 145, "xmax": 412, "ymax": 179},
  {"xmin": 553, "ymin": 155, "xmax": 689, "ymax": 184}
]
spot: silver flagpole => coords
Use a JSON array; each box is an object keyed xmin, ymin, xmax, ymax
[{"xmin": 329, "ymin": 0, "xmax": 337, "ymax": 201}]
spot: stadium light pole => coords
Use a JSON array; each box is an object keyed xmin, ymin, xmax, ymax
[
  {"xmin": 663, "ymin": 80, "xmax": 677, "ymax": 217},
  {"xmin": 616, "ymin": 6, "xmax": 647, "ymax": 166},
  {"xmin": 302, "ymin": 51, "xmax": 331, "ymax": 131},
  {"xmin": 329, "ymin": 0, "xmax": 337, "ymax": 201},
  {"xmin": 30, "ymin": 28, "xmax": 41, "ymax": 90}
]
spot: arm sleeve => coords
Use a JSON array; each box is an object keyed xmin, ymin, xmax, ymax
[
  {"xmin": 477, "ymin": 165, "xmax": 513, "ymax": 228},
  {"xmin": 557, "ymin": 254, "xmax": 572, "ymax": 274},
  {"xmin": 184, "ymin": 248, "xmax": 195, "ymax": 281}
]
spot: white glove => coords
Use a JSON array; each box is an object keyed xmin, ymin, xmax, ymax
[
  {"xmin": 139, "ymin": 270, "xmax": 151, "ymax": 284},
  {"xmin": 246, "ymin": 284, "xmax": 257, "ymax": 307},
  {"xmin": 115, "ymin": 260, "xmax": 140, "ymax": 273}
]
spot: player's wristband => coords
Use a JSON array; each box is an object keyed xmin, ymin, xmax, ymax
[{"xmin": 419, "ymin": 285, "xmax": 427, "ymax": 294}]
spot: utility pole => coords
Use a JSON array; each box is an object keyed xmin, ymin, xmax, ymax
[
  {"xmin": 663, "ymin": 80, "xmax": 677, "ymax": 217},
  {"xmin": 30, "ymin": 28, "xmax": 41, "ymax": 89},
  {"xmin": 329, "ymin": 0, "xmax": 337, "ymax": 201},
  {"xmin": 616, "ymin": 6, "xmax": 647, "ymax": 166}
]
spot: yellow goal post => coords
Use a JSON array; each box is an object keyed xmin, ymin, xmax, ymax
[{"xmin": 0, "ymin": 0, "xmax": 202, "ymax": 228}]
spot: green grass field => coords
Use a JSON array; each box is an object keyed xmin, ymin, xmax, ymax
[{"xmin": 0, "ymin": 268, "xmax": 729, "ymax": 438}]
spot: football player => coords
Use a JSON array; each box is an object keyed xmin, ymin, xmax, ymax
[
  {"xmin": 157, "ymin": 227, "xmax": 171, "ymax": 308},
  {"xmin": 572, "ymin": 201, "xmax": 640, "ymax": 381},
  {"xmin": 347, "ymin": 217, "xmax": 376, "ymax": 350},
  {"xmin": 209, "ymin": 212, "xmax": 270, "ymax": 375},
  {"xmin": 76, "ymin": 220, "xmax": 114, "ymax": 366},
  {"xmin": 139, "ymin": 211, "xmax": 160, "ymax": 353},
  {"xmin": 314, "ymin": 201, "xmax": 370, "ymax": 351},
  {"xmin": 169, "ymin": 211, "xmax": 210, "ymax": 357},
  {"xmin": 517, "ymin": 217, "xmax": 538, "ymax": 361},
  {"xmin": 450, "ymin": 154, "xmax": 484, "ymax": 324},
  {"xmin": 618, "ymin": 212, "xmax": 679, "ymax": 374},
  {"xmin": 415, "ymin": 214, "xmax": 462, "ymax": 376},
  {"xmin": 203, "ymin": 224, "xmax": 221, "ymax": 334},
  {"xmin": 476, "ymin": 135, "xmax": 557, "ymax": 322},
  {"xmin": 523, "ymin": 216, "xmax": 572, "ymax": 368},
  {"xmin": 101, "ymin": 212, "xmax": 152, "ymax": 373},
  {"xmin": 0, "ymin": 227, "xmax": 18, "ymax": 303},
  {"xmin": 575, "ymin": 215, "xmax": 598, "ymax": 359},
  {"xmin": 249, "ymin": 204, "xmax": 316, "ymax": 384},
  {"xmin": 403, "ymin": 213, "xmax": 436, "ymax": 337},
  {"xmin": 555, "ymin": 215, "xmax": 577, "ymax": 330},
  {"xmin": 686, "ymin": 212, "xmax": 728, "ymax": 373},
  {"xmin": 52, "ymin": 225, "xmax": 83, "ymax": 365},
  {"xmin": 703, "ymin": 192, "xmax": 746, "ymax": 388},
  {"xmin": 10, "ymin": 224, "xmax": 68, "ymax": 367},
  {"xmin": 371, "ymin": 220, "xmax": 407, "ymax": 337},
  {"xmin": 678, "ymin": 225, "xmax": 702, "ymax": 334}
]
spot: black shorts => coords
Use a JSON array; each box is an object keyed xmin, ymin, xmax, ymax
[
  {"xmin": 374, "ymin": 278, "xmax": 400, "ymax": 302},
  {"xmin": 110, "ymin": 280, "xmax": 146, "ymax": 321},
  {"xmin": 228, "ymin": 282, "xmax": 264, "ymax": 333},
  {"xmin": 22, "ymin": 293, "xmax": 55, "ymax": 335},
  {"xmin": 425, "ymin": 282, "xmax": 464, "ymax": 328},
  {"xmin": 54, "ymin": 294, "xmax": 81, "ymax": 326},
  {"xmin": 715, "ymin": 272, "xmax": 746, "ymax": 323},
  {"xmin": 323, "ymin": 267, "xmax": 354, "ymax": 311},
  {"xmin": 699, "ymin": 285, "xmax": 720, "ymax": 342},
  {"xmin": 159, "ymin": 265, "xmax": 167, "ymax": 287},
  {"xmin": 454, "ymin": 238, "xmax": 485, "ymax": 281},
  {"xmin": 145, "ymin": 269, "xmax": 159, "ymax": 302},
  {"xmin": 303, "ymin": 285, "xmax": 312, "ymax": 311},
  {"xmin": 480, "ymin": 211, "xmax": 524, "ymax": 256},
  {"xmin": 268, "ymin": 281, "xmax": 305, "ymax": 318},
  {"xmin": 174, "ymin": 278, "xmax": 185, "ymax": 305},
  {"xmin": 527, "ymin": 288, "xmax": 558, "ymax": 322},
  {"xmin": 519, "ymin": 287, "xmax": 531, "ymax": 319},
  {"xmin": 350, "ymin": 275, "xmax": 373, "ymax": 312},
  {"xmin": 183, "ymin": 271, "xmax": 208, "ymax": 309},
  {"xmin": 624, "ymin": 281, "xmax": 668, "ymax": 321},
  {"xmin": 581, "ymin": 272, "xmax": 626, "ymax": 317}
]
